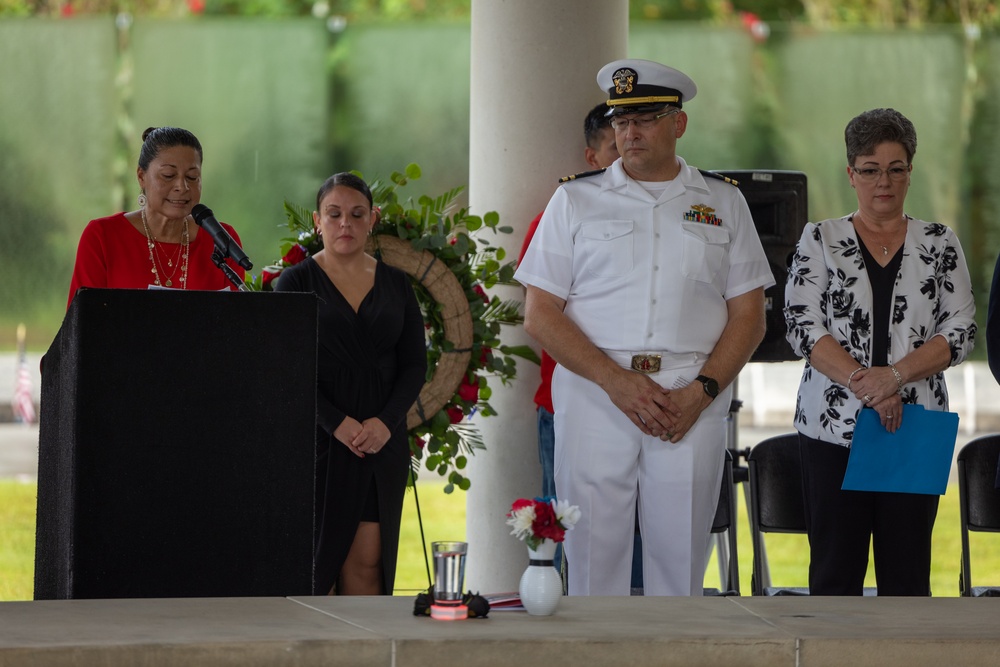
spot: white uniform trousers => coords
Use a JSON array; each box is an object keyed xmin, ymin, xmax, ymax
[{"xmin": 552, "ymin": 355, "xmax": 730, "ymax": 596}]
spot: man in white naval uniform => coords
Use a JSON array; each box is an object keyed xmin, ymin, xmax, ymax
[{"xmin": 515, "ymin": 59, "xmax": 775, "ymax": 596}]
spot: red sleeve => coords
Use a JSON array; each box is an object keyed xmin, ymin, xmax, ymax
[
  {"xmin": 68, "ymin": 216, "xmax": 115, "ymax": 309},
  {"xmin": 518, "ymin": 211, "xmax": 545, "ymax": 266}
]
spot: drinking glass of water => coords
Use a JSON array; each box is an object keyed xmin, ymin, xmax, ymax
[{"xmin": 431, "ymin": 541, "xmax": 467, "ymax": 605}]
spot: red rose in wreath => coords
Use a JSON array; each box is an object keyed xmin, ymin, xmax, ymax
[
  {"xmin": 283, "ymin": 244, "xmax": 307, "ymax": 266},
  {"xmin": 457, "ymin": 377, "xmax": 479, "ymax": 403}
]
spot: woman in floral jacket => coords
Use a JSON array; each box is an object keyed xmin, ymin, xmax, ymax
[{"xmin": 784, "ymin": 108, "xmax": 976, "ymax": 596}]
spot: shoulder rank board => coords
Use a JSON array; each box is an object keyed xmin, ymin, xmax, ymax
[
  {"xmin": 558, "ymin": 167, "xmax": 607, "ymax": 184},
  {"xmin": 698, "ymin": 169, "xmax": 739, "ymax": 187}
]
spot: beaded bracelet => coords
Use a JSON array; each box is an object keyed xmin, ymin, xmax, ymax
[
  {"xmin": 888, "ymin": 364, "xmax": 903, "ymax": 392},
  {"xmin": 847, "ymin": 366, "xmax": 865, "ymax": 391}
]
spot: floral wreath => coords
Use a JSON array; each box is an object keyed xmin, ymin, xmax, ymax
[{"xmin": 246, "ymin": 164, "xmax": 538, "ymax": 493}]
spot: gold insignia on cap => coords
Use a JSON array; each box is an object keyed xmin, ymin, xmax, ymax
[{"xmin": 613, "ymin": 68, "xmax": 636, "ymax": 95}]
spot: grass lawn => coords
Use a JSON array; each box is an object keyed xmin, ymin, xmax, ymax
[
  {"xmin": 3, "ymin": 479, "xmax": 1000, "ymax": 600},
  {"xmin": 0, "ymin": 480, "xmax": 36, "ymax": 601}
]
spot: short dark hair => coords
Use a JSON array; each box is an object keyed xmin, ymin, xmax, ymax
[
  {"xmin": 584, "ymin": 102, "xmax": 613, "ymax": 149},
  {"xmin": 844, "ymin": 108, "xmax": 917, "ymax": 166},
  {"xmin": 316, "ymin": 172, "xmax": 373, "ymax": 211},
  {"xmin": 138, "ymin": 127, "xmax": 203, "ymax": 171}
]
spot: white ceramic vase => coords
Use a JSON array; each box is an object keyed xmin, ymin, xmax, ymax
[{"xmin": 518, "ymin": 539, "xmax": 563, "ymax": 616}]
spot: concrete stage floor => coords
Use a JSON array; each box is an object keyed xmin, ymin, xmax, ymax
[{"xmin": 1, "ymin": 595, "xmax": 998, "ymax": 666}]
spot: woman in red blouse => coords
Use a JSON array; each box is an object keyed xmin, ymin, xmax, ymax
[{"xmin": 67, "ymin": 126, "xmax": 245, "ymax": 307}]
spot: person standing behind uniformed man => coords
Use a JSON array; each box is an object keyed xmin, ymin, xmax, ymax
[
  {"xmin": 519, "ymin": 102, "xmax": 620, "ymax": 503},
  {"xmin": 515, "ymin": 59, "xmax": 774, "ymax": 596},
  {"xmin": 518, "ymin": 102, "xmax": 628, "ymax": 579}
]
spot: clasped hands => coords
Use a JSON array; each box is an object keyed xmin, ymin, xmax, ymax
[
  {"xmin": 334, "ymin": 416, "xmax": 391, "ymax": 458},
  {"xmin": 850, "ymin": 366, "xmax": 903, "ymax": 433},
  {"xmin": 606, "ymin": 368, "xmax": 708, "ymax": 443}
]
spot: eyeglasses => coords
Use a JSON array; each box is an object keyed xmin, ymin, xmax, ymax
[
  {"xmin": 609, "ymin": 108, "xmax": 680, "ymax": 132},
  {"xmin": 851, "ymin": 164, "xmax": 911, "ymax": 183}
]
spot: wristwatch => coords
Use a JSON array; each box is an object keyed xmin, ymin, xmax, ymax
[{"xmin": 695, "ymin": 375, "xmax": 720, "ymax": 399}]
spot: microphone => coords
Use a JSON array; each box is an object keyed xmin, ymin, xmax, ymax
[{"xmin": 191, "ymin": 204, "xmax": 253, "ymax": 271}]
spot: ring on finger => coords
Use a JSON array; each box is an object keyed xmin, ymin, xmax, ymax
[
  {"xmin": 863, "ymin": 394, "xmax": 872, "ymax": 403},
  {"xmin": 886, "ymin": 413, "xmax": 893, "ymax": 419}
]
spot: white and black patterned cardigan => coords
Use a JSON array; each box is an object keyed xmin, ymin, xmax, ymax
[{"xmin": 784, "ymin": 214, "xmax": 977, "ymax": 447}]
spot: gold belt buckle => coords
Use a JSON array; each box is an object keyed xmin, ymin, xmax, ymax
[{"xmin": 630, "ymin": 354, "xmax": 661, "ymax": 374}]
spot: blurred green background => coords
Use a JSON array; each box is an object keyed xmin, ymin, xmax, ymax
[{"xmin": 1, "ymin": 8, "xmax": 999, "ymax": 351}]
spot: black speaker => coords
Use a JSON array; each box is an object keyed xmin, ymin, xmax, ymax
[
  {"xmin": 717, "ymin": 170, "xmax": 808, "ymax": 363},
  {"xmin": 35, "ymin": 289, "xmax": 318, "ymax": 599}
]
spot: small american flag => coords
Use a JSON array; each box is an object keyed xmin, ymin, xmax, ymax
[{"xmin": 12, "ymin": 324, "xmax": 35, "ymax": 424}]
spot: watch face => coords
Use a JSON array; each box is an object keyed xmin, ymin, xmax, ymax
[{"xmin": 697, "ymin": 375, "xmax": 719, "ymax": 397}]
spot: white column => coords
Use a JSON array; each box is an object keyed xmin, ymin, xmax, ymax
[{"xmin": 466, "ymin": 0, "xmax": 628, "ymax": 593}]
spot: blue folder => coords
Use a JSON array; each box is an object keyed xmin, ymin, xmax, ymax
[{"xmin": 842, "ymin": 404, "xmax": 959, "ymax": 495}]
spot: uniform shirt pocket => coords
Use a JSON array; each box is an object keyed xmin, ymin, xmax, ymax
[
  {"xmin": 681, "ymin": 223, "xmax": 730, "ymax": 283},
  {"xmin": 580, "ymin": 220, "xmax": 634, "ymax": 277}
]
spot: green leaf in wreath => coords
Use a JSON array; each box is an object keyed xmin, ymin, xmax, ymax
[{"xmin": 500, "ymin": 344, "xmax": 542, "ymax": 365}]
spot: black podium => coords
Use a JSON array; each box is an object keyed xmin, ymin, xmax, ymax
[{"xmin": 35, "ymin": 289, "xmax": 318, "ymax": 599}]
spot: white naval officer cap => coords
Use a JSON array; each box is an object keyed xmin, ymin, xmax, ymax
[{"xmin": 596, "ymin": 59, "xmax": 697, "ymax": 116}]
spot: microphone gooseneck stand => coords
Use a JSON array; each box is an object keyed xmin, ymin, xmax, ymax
[{"xmin": 211, "ymin": 247, "xmax": 252, "ymax": 292}]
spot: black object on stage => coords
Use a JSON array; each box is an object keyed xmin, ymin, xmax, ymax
[
  {"xmin": 716, "ymin": 170, "xmax": 808, "ymax": 363},
  {"xmin": 191, "ymin": 204, "xmax": 253, "ymax": 291},
  {"xmin": 35, "ymin": 289, "xmax": 318, "ymax": 599}
]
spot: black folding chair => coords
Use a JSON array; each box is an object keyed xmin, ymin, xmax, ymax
[
  {"xmin": 957, "ymin": 435, "xmax": 1000, "ymax": 597},
  {"xmin": 704, "ymin": 449, "xmax": 740, "ymax": 596},
  {"xmin": 747, "ymin": 433, "xmax": 810, "ymax": 596}
]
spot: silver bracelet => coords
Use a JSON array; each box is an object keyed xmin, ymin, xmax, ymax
[
  {"xmin": 847, "ymin": 366, "xmax": 865, "ymax": 391},
  {"xmin": 888, "ymin": 364, "xmax": 903, "ymax": 392}
]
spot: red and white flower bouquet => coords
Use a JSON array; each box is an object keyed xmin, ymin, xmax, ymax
[{"xmin": 505, "ymin": 497, "xmax": 581, "ymax": 551}]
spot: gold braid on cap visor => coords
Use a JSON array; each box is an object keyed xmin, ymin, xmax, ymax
[{"xmin": 606, "ymin": 95, "xmax": 680, "ymax": 107}]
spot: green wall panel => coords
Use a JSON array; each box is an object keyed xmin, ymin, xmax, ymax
[
  {"xmin": 130, "ymin": 18, "xmax": 330, "ymax": 270},
  {"xmin": 0, "ymin": 18, "xmax": 118, "ymax": 324},
  {"xmin": 332, "ymin": 23, "xmax": 471, "ymax": 200},
  {"xmin": 776, "ymin": 28, "xmax": 967, "ymax": 225}
]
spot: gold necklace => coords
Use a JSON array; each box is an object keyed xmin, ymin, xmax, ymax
[
  {"xmin": 854, "ymin": 212, "xmax": 905, "ymax": 256},
  {"xmin": 141, "ymin": 209, "xmax": 190, "ymax": 288},
  {"xmin": 155, "ymin": 234, "xmax": 182, "ymax": 269}
]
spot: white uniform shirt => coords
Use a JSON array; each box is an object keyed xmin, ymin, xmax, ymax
[{"xmin": 516, "ymin": 158, "xmax": 775, "ymax": 355}]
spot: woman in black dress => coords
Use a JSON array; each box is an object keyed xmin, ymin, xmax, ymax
[{"xmin": 276, "ymin": 173, "xmax": 426, "ymax": 595}]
